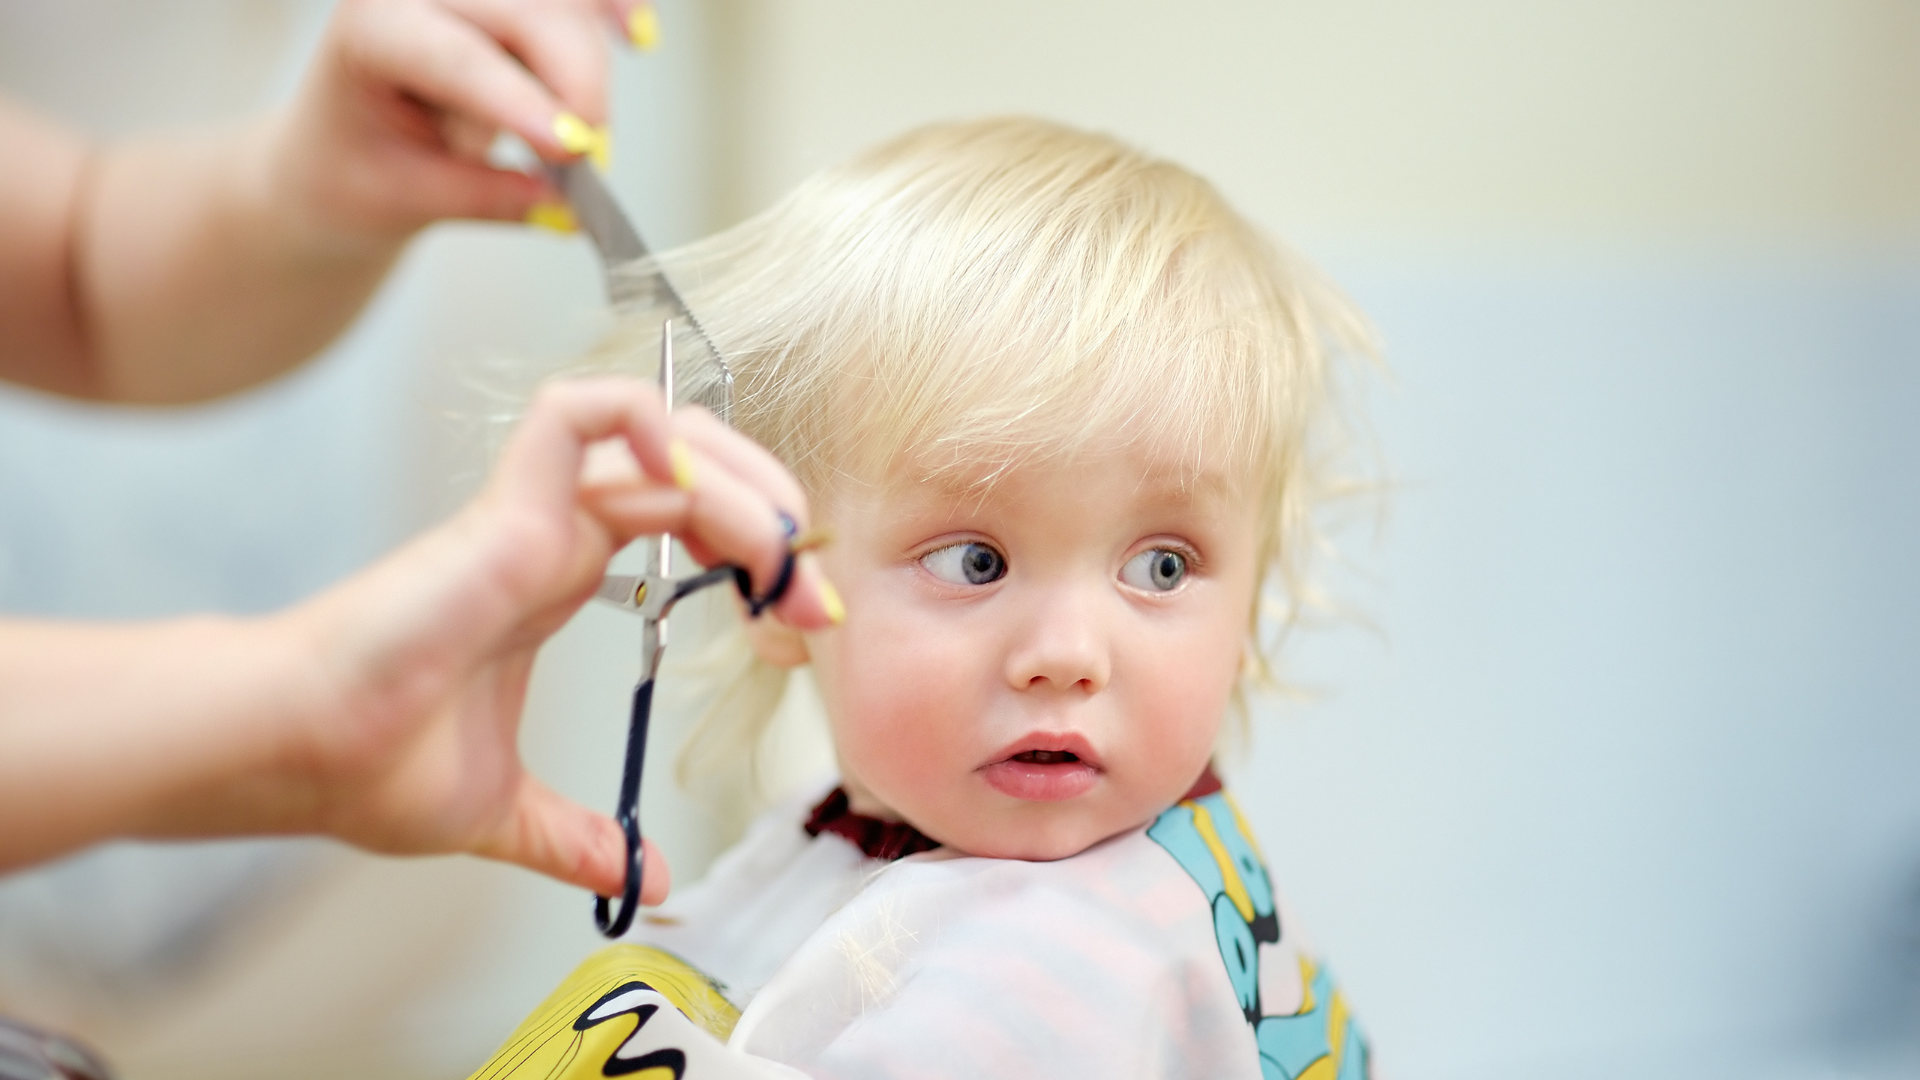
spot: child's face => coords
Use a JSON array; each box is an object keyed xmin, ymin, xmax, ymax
[{"xmin": 802, "ymin": 447, "xmax": 1261, "ymax": 860}]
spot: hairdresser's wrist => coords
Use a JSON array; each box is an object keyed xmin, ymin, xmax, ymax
[
  {"xmin": 121, "ymin": 612, "xmax": 337, "ymax": 844},
  {"xmin": 0, "ymin": 612, "xmax": 329, "ymax": 870},
  {"xmin": 247, "ymin": 110, "xmax": 415, "ymax": 262}
]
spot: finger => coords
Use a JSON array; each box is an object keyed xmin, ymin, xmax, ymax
[
  {"xmin": 473, "ymin": 775, "xmax": 625, "ymax": 895},
  {"xmin": 511, "ymin": 380, "xmax": 835, "ymax": 626},
  {"xmin": 505, "ymin": 379, "xmax": 799, "ymax": 534},
  {"xmin": 582, "ymin": 487, "xmax": 839, "ymax": 630},
  {"xmin": 378, "ymin": 145, "xmax": 552, "ymax": 223},
  {"xmin": 670, "ymin": 408, "xmax": 838, "ymax": 628},
  {"xmin": 582, "ymin": 480, "xmax": 832, "ymax": 623},
  {"xmin": 671, "ymin": 406, "xmax": 811, "ymax": 522},
  {"xmin": 435, "ymin": 110, "xmax": 500, "ymax": 163},
  {"xmin": 344, "ymin": 1, "xmax": 574, "ymax": 160},
  {"xmin": 496, "ymin": 379, "xmax": 675, "ymax": 515},
  {"xmin": 663, "ymin": 440, "xmax": 794, "ymax": 596},
  {"xmin": 580, "ymin": 484, "xmax": 693, "ymax": 549},
  {"xmin": 639, "ymin": 837, "xmax": 670, "ymax": 906},
  {"xmin": 778, "ymin": 551, "xmax": 843, "ymax": 630},
  {"xmin": 609, "ymin": 0, "xmax": 659, "ymax": 51},
  {"xmin": 473, "ymin": 779, "xmax": 671, "ymax": 905},
  {"xmin": 442, "ymin": 0, "xmax": 610, "ymax": 129}
]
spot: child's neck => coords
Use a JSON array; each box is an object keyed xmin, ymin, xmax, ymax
[{"xmin": 841, "ymin": 774, "xmax": 899, "ymax": 821}]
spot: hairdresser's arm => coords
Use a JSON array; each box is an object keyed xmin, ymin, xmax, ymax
[
  {"xmin": 0, "ymin": 0, "xmax": 648, "ymax": 404},
  {"xmin": 0, "ymin": 379, "xmax": 837, "ymax": 897}
]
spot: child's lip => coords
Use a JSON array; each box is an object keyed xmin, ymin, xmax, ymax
[
  {"xmin": 985, "ymin": 731, "xmax": 1103, "ymax": 770},
  {"xmin": 979, "ymin": 732, "xmax": 1103, "ymax": 802}
]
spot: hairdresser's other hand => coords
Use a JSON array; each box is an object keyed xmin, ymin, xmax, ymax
[
  {"xmin": 285, "ymin": 377, "xmax": 835, "ymax": 899},
  {"xmin": 0, "ymin": 0, "xmax": 661, "ymax": 404},
  {"xmin": 271, "ymin": 0, "xmax": 656, "ymax": 242}
]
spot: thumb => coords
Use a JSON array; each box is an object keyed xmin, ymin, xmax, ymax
[
  {"xmin": 475, "ymin": 776, "xmax": 672, "ymax": 905},
  {"xmin": 393, "ymin": 152, "xmax": 550, "ymax": 225}
]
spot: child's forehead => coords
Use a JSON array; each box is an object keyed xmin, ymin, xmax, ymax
[{"xmin": 826, "ymin": 441, "xmax": 1250, "ymax": 523}]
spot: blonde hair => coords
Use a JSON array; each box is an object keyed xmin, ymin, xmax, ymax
[{"xmin": 584, "ymin": 116, "xmax": 1374, "ymax": 790}]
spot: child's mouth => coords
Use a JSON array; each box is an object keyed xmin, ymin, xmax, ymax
[{"xmin": 982, "ymin": 740, "xmax": 1101, "ymax": 801}]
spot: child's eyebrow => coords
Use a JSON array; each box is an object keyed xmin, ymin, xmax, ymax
[
  {"xmin": 890, "ymin": 457, "xmax": 1245, "ymax": 520},
  {"xmin": 1130, "ymin": 467, "xmax": 1240, "ymax": 508}
]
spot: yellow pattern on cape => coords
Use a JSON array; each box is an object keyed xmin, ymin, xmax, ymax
[{"xmin": 465, "ymin": 945, "xmax": 740, "ymax": 1080}]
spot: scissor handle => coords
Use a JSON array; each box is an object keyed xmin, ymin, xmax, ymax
[
  {"xmin": 594, "ymin": 679, "xmax": 654, "ymax": 938},
  {"xmin": 593, "ymin": 823, "xmax": 643, "ymax": 938},
  {"xmin": 589, "ymin": 518, "xmax": 802, "ymax": 938}
]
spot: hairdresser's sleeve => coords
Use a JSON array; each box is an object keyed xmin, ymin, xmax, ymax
[{"xmin": 726, "ymin": 829, "xmax": 1267, "ymax": 1080}]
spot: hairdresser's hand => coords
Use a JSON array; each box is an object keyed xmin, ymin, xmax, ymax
[
  {"xmin": 284, "ymin": 377, "xmax": 837, "ymax": 899},
  {"xmin": 269, "ymin": 0, "xmax": 656, "ymax": 243},
  {"xmin": 2, "ymin": 0, "xmax": 661, "ymax": 403},
  {"xmin": 0, "ymin": 379, "xmax": 833, "ymax": 884}
]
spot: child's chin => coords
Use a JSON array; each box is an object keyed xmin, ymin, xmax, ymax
[{"xmin": 938, "ymin": 806, "xmax": 1136, "ymax": 863}]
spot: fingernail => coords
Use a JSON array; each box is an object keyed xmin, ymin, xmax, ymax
[
  {"xmin": 817, "ymin": 577, "xmax": 846, "ymax": 625},
  {"xmin": 591, "ymin": 125, "xmax": 613, "ymax": 171},
  {"xmin": 552, "ymin": 112, "xmax": 598, "ymax": 156},
  {"xmin": 668, "ymin": 439, "xmax": 697, "ymax": 491},
  {"xmin": 524, "ymin": 201, "xmax": 577, "ymax": 233},
  {"xmin": 628, "ymin": 6, "xmax": 660, "ymax": 51}
]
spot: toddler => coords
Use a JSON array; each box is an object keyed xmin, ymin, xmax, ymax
[{"xmin": 471, "ymin": 116, "xmax": 1374, "ymax": 1080}]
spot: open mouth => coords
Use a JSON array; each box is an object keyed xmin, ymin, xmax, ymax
[
  {"xmin": 983, "ymin": 738, "xmax": 1101, "ymax": 802},
  {"xmin": 1009, "ymin": 749, "xmax": 1082, "ymax": 766}
]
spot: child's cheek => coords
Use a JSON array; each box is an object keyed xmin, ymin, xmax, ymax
[
  {"xmin": 1121, "ymin": 594, "xmax": 1246, "ymax": 787},
  {"xmin": 1141, "ymin": 639, "xmax": 1237, "ymax": 759},
  {"xmin": 818, "ymin": 591, "xmax": 981, "ymax": 809}
]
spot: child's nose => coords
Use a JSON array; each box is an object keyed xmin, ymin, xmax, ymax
[{"xmin": 1001, "ymin": 585, "xmax": 1111, "ymax": 694}]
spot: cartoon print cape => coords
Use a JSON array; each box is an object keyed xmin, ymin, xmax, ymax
[{"xmin": 465, "ymin": 786, "xmax": 1371, "ymax": 1080}]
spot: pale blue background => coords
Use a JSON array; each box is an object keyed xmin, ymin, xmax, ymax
[
  {"xmin": 1240, "ymin": 252, "xmax": 1920, "ymax": 1078},
  {"xmin": 2, "ymin": 1, "xmax": 1918, "ymax": 1075}
]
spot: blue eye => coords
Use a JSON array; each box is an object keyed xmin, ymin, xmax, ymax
[
  {"xmin": 1121, "ymin": 548, "xmax": 1187, "ymax": 592},
  {"xmin": 921, "ymin": 542, "xmax": 1007, "ymax": 585}
]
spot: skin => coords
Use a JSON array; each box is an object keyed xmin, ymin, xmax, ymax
[
  {"xmin": 0, "ymin": 379, "xmax": 839, "ymax": 900},
  {"xmin": 0, "ymin": 2, "xmax": 793, "ymax": 902},
  {"xmin": 0, "ymin": 0, "xmax": 650, "ymax": 403},
  {"xmin": 754, "ymin": 446, "xmax": 1262, "ymax": 860}
]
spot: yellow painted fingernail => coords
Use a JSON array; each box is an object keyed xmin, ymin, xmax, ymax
[
  {"xmin": 553, "ymin": 111, "xmax": 598, "ymax": 156},
  {"xmin": 524, "ymin": 202, "xmax": 577, "ymax": 233},
  {"xmin": 818, "ymin": 577, "xmax": 846, "ymax": 625},
  {"xmin": 591, "ymin": 125, "xmax": 612, "ymax": 171},
  {"xmin": 668, "ymin": 440, "xmax": 696, "ymax": 490},
  {"xmin": 628, "ymin": 6, "xmax": 660, "ymax": 51}
]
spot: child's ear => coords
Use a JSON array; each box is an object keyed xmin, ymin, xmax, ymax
[{"xmin": 743, "ymin": 608, "xmax": 811, "ymax": 668}]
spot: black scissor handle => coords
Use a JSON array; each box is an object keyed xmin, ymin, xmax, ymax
[
  {"xmin": 594, "ymin": 679, "xmax": 653, "ymax": 938},
  {"xmin": 732, "ymin": 512, "xmax": 801, "ymax": 617},
  {"xmin": 593, "ymin": 815, "xmax": 643, "ymax": 938},
  {"xmin": 591, "ymin": 513, "xmax": 802, "ymax": 938}
]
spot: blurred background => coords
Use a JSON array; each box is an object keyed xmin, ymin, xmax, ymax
[{"xmin": 1, "ymin": 1, "xmax": 1915, "ymax": 1077}]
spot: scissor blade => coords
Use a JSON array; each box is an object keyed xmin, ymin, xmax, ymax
[{"xmin": 596, "ymin": 574, "xmax": 644, "ymax": 610}]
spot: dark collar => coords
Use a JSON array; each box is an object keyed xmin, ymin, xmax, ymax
[
  {"xmin": 804, "ymin": 788, "xmax": 943, "ymax": 862},
  {"xmin": 804, "ymin": 764, "xmax": 1222, "ymax": 862}
]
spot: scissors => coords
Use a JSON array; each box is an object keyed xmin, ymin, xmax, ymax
[{"xmin": 554, "ymin": 161, "xmax": 797, "ymax": 937}]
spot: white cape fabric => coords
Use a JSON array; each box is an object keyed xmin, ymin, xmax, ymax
[{"xmin": 632, "ymin": 786, "xmax": 1370, "ymax": 1080}]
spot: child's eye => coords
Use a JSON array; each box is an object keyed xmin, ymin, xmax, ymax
[
  {"xmin": 1121, "ymin": 548, "xmax": 1188, "ymax": 592},
  {"xmin": 920, "ymin": 542, "xmax": 1008, "ymax": 586}
]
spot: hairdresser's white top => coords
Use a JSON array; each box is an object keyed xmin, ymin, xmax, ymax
[{"xmin": 635, "ymin": 784, "xmax": 1372, "ymax": 1080}]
